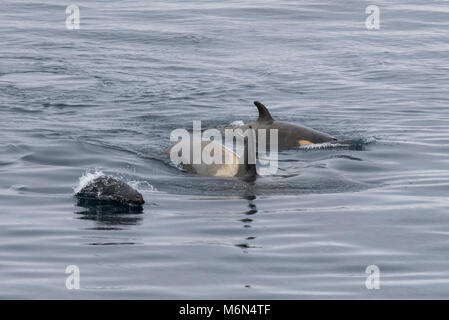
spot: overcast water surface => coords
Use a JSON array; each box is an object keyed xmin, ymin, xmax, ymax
[{"xmin": 1, "ymin": 0, "xmax": 449, "ymax": 298}]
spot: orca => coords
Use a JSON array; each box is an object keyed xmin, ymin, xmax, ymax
[
  {"xmin": 230, "ymin": 101, "xmax": 338, "ymax": 149},
  {"xmin": 168, "ymin": 126, "xmax": 257, "ymax": 181}
]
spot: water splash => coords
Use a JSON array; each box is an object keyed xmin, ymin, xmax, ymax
[
  {"xmin": 299, "ymin": 137, "xmax": 377, "ymax": 151},
  {"xmin": 128, "ymin": 180, "xmax": 158, "ymax": 193},
  {"xmin": 230, "ymin": 120, "xmax": 245, "ymax": 126},
  {"xmin": 299, "ymin": 142, "xmax": 347, "ymax": 150},
  {"xmin": 73, "ymin": 169, "xmax": 105, "ymax": 194}
]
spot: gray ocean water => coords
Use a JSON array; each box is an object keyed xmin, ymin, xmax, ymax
[{"xmin": 1, "ymin": 0, "xmax": 449, "ymax": 299}]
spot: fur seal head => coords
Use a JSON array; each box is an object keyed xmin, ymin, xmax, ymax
[{"xmin": 75, "ymin": 175, "xmax": 145, "ymax": 206}]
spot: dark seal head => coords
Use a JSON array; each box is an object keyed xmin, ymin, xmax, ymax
[{"xmin": 75, "ymin": 175, "xmax": 145, "ymax": 206}]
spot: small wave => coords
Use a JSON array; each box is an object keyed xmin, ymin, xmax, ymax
[
  {"xmin": 299, "ymin": 142, "xmax": 347, "ymax": 150},
  {"xmin": 362, "ymin": 136, "xmax": 377, "ymax": 144},
  {"xmin": 299, "ymin": 137, "xmax": 377, "ymax": 150},
  {"xmin": 127, "ymin": 180, "xmax": 158, "ymax": 193},
  {"xmin": 230, "ymin": 120, "xmax": 245, "ymax": 126}
]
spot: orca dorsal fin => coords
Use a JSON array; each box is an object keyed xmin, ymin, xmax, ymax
[{"xmin": 254, "ymin": 101, "xmax": 274, "ymax": 122}]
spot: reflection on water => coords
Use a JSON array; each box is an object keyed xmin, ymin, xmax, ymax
[
  {"xmin": 235, "ymin": 193, "xmax": 259, "ymax": 251},
  {"xmin": 75, "ymin": 198, "xmax": 144, "ymax": 227}
]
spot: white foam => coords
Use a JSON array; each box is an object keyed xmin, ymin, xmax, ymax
[
  {"xmin": 73, "ymin": 169, "xmax": 105, "ymax": 194},
  {"xmin": 74, "ymin": 169, "xmax": 157, "ymax": 195},
  {"xmin": 299, "ymin": 142, "xmax": 346, "ymax": 150},
  {"xmin": 128, "ymin": 180, "xmax": 158, "ymax": 193},
  {"xmin": 364, "ymin": 136, "xmax": 377, "ymax": 144},
  {"xmin": 230, "ymin": 120, "xmax": 244, "ymax": 126}
]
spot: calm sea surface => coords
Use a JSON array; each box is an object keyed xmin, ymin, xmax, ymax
[{"xmin": 1, "ymin": 0, "xmax": 449, "ymax": 299}]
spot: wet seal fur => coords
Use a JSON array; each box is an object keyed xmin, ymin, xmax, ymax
[
  {"xmin": 75, "ymin": 175, "xmax": 145, "ymax": 206},
  {"xmin": 227, "ymin": 101, "xmax": 338, "ymax": 149}
]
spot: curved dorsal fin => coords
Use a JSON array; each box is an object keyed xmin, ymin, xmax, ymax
[{"xmin": 254, "ymin": 101, "xmax": 273, "ymax": 121}]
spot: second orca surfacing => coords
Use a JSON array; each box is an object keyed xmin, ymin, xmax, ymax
[{"xmin": 227, "ymin": 101, "xmax": 338, "ymax": 149}]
